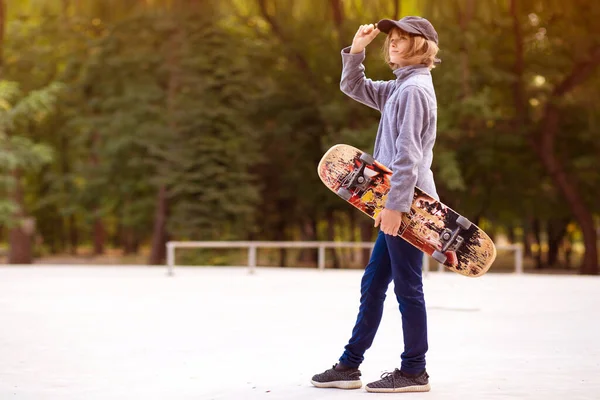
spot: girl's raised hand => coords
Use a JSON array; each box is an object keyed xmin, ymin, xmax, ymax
[{"xmin": 350, "ymin": 24, "xmax": 380, "ymax": 54}]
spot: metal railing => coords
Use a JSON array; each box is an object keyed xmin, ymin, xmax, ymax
[{"xmin": 166, "ymin": 241, "xmax": 522, "ymax": 276}]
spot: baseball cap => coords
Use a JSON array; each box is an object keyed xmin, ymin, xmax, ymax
[{"xmin": 377, "ymin": 16, "xmax": 439, "ymax": 45}]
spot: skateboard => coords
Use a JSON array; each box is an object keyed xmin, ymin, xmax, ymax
[{"xmin": 317, "ymin": 144, "xmax": 496, "ymax": 277}]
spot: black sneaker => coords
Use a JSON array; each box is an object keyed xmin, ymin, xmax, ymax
[
  {"xmin": 365, "ymin": 368, "xmax": 430, "ymax": 393},
  {"xmin": 310, "ymin": 363, "xmax": 362, "ymax": 389}
]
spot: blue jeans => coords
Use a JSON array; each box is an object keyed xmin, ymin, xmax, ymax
[{"xmin": 339, "ymin": 231, "xmax": 428, "ymax": 374}]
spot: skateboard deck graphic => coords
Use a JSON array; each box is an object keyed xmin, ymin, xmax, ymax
[{"xmin": 317, "ymin": 144, "xmax": 496, "ymax": 277}]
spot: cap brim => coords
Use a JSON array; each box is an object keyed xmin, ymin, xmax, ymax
[{"xmin": 377, "ymin": 19, "xmax": 422, "ymax": 36}]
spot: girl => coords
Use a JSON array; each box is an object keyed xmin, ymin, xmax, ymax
[{"xmin": 311, "ymin": 16, "xmax": 440, "ymax": 393}]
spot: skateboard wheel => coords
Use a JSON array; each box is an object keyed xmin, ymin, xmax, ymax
[
  {"xmin": 337, "ymin": 187, "xmax": 353, "ymax": 201},
  {"xmin": 432, "ymin": 250, "xmax": 447, "ymax": 264},
  {"xmin": 360, "ymin": 153, "xmax": 375, "ymax": 165},
  {"xmin": 456, "ymin": 216, "xmax": 472, "ymax": 230}
]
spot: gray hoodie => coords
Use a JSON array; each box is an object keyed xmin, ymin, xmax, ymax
[{"xmin": 340, "ymin": 46, "xmax": 439, "ymax": 212}]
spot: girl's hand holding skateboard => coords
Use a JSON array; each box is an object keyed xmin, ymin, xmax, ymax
[{"xmin": 374, "ymin": 208, "xmax": 404, "ymax": 237}]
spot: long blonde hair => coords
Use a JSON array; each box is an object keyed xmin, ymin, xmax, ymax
[{"xmin": 382, "ymin": 27, "xmax": 439, "ymax": 70}]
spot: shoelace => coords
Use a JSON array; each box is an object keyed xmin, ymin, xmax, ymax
[{"xmin": 379, "ymin": 369, "xmax": 402, "ymax": 387}]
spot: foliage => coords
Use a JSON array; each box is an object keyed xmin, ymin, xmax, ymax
[{"xmin": 1, "ymin": 0, "xmax": 598, "ymax": 272}]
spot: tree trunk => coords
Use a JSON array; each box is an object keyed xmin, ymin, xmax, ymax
[
  {"xmin": 522, "ymin": 218, "xmax": 532, "ymax": 258},
  {"xmin": 530, "ymin": 45, "xmax": 600, "ymax": 275},
  {"xmin": 8, "ymin": 218, "xmax": 34, "ymax": 264},
  {"xmin": 393, "ymin": 0, "xmax": 401, "ymax": 20},
  {"xmin": 148, "ymin": 23, "xmax": 183, "ymax": 265},
  {"xmin": 7, "ymin": 206, "xmax": 32, "ymax": 265},
  {"xmin": 8, "ymin": 169, "xmax": 34, "ymax": 264},
  {"xmin": 329, "ymin": 0, "xmax": 345, "ymax": 49},
  {"xmin": 546, "ymin": 218, "xmax": 568, "ymax": 267},
  {"xmin": 93, "ymin": 217, "xmax": 105, "ymax": 255},
  {"xmin": 90, "ymin": 129, "xmax": 105, "ymax": 256},
  {"xmin": 276, "ymin": 214, "xmax": 287, "ymax": 267},
  {"xmin": 148, "ymin": 185, "xmax": 168, "ymax": 264},
  {"xmin": 507, "ymin": 223, "xmax": 516, "ymax": 244},
  {"xmin": 278, "ymin": 248, "xmax": 287, "ymax": 267},
  {"xmin": 69, "ymin": 214, "xmax": 78, "ymax": 255},
  {"xmin": 122, "ymin": 227, "xmax": 138, "ymax": 255},
  {"xmin": 112, "ymin": 220, "xmax": 121, "ymax": 248},
  {"xmin": 51, "ymin": 223, "xmax": 61, "ymax": 254},
  {"xmin": 533, "ymin": 104, "xmax": 598, "ymax": 275}
]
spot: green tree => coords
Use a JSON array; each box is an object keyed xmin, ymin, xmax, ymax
[{"xmin": 0, "ymin": 81, "xmax": 62, "ymax": 262}]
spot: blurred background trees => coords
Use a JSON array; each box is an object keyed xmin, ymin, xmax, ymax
[{"xmin": 0, "ymin": 0, "xmax": 598, "ymax": 274}]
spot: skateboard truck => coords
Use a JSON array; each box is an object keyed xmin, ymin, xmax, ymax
[
  {"xmin": 337, "ymin": 153, "xmax": 376, "ymax": 200},
  {"xmin": 432, "ymin": 216, "xmax": 472, "ymax": 264}
]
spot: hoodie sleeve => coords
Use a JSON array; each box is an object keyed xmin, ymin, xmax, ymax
[
  {"xmin": 385, "ymin": 86, "xmax": 428, "ymax": 212},
  {"xmin": 340, "ymin": 47, "xmax": 395, "ymax": 112}
]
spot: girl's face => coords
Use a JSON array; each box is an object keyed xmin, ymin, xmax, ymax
[{"xmin": 388, "ymin": 30, "xmax": 411, "ymax": 66}]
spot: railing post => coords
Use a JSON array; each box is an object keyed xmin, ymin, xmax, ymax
[
  {"xmin": 422, "ymin": 254, "xmax": 429, "ymax": 277},
  {"xmin": 248, "ymin": 245, "xmax": 257, "ymax": 274},
  {"xmin": 167, "ymin": 242, "xmax": 175, "ymax": 276},
  {"xmin": 318, "ymin": 245, "xmax": 326, "ymax": 271},
  {"xmin": 515, "ymin": 245, "xmax": 523, "ymax": 274}
]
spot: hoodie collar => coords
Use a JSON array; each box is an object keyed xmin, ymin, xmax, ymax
[{"xmin": 393, "ymin": 64, "xmax": 429, "ymax": 82}]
